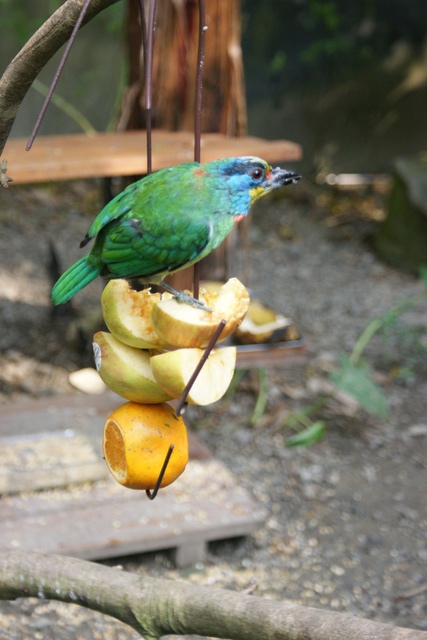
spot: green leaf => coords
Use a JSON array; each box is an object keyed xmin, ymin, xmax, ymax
[
  {"xmin": 282, "ymin": 398, "xmax": 328, "ymax": 429},
  {"xmin": 286, "ymin": 421, "xmax": 326, "ymax": 447},
  {"xmin": 330, "ymin": 356, "xmax": 388, "ymax": 419},
  {"xmin": 250, "ymin": 368, "xmax": 268, "ymax": 425}
]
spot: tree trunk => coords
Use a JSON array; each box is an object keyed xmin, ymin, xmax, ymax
[
  {"xmin": 122, "ymin": 0, "xmax": 247, "ymax": 136},
  {"xmin": 1, "ymin": 550, "xmax": 425, "ymax": 640}
]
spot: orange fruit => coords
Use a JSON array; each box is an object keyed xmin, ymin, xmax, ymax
[{"xmin": 103, "ymin": 401, "xmax": 188, "ymax": 490}]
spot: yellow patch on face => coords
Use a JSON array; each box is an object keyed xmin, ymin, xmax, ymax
[{"xmin": 250, "ymin": 186, "xmax": 264, "ymax": 201}]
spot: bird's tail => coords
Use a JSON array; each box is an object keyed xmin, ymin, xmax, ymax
[{"xmin": 51, "ymin": 256, "xmax": 102, "ymax": 305}]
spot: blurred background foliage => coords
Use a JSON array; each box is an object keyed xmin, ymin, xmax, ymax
[{"xmin": 1, "ymin": 0, "xmax": 427, "ymax": 174}]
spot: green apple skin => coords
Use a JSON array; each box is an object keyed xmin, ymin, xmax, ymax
[
  {"xmin": 101, "ymin": 279, "xmax": 169, "ymax": 349},
  {"xmin": 150, "ymin": 346, "xmax": 236, "ymax": 405},
  {"xmin": 93, "ymin": 331, "xmax": 173, "ymax": 403}
]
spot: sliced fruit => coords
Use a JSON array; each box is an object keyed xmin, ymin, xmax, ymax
[
  {"xmin": 150, "ymin": 346, "xmax": 236, "ymax": 405},
  {"xmin": 93, "ymin": 331, "xmax": 173, "ymax": 403},
  {"xmin": 150, "ymin": 278, "xmax": 249, "ymax": 348},
  {"xmin": 103, "ymin": 401, "xmax": 188, "ymax": 490},
  {"xmin": 234, "ymin": 299, "xmax": 299, "ymax": 344},
  {"xmin": 101, "ymin": 279, "xmax": 172, "ymax": 349}
]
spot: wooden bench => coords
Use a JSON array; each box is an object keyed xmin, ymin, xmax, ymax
[{"xmin": 2, "ymin": 129, "xmax": 302, "ymax": 184}]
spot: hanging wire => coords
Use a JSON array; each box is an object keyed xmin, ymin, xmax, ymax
[
  {"xmin": 194, "ymin": 0, "xmax": 206, "ymax": 164},
  {"xmin": 192, "ymin": 0, "xmax": 207, "ymax": 299},
  {"xmin": 26, "ymin": 0, "xmax": 93, "ymax": 150},
  {"xmin": 136, "ymin": 0, "xmax": 150, "ymax": 171},
  {"xmin": 175, "ymin": 319, "xmax": 226, "ymax": 416},
  {"xmin": 143, "ymin": 0, "xmax": 157, "ymax": 175}
]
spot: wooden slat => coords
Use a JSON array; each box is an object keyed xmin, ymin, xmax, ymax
[
  {"xmin": 0, "ymin": 459, "xmax": 266, "ymax": 565},
  {"xmin": 2, "ymin": 130, "xmax": 302, "ymax": 184},
  {"xmin": 235, "ymin": 340, "xmax": 308, "ymax": 368},
  {"xmin": 0, "ymin": 392, "xmax": 211, "ymax": 495},
  {"xmin": 0, "ymin": 393, "xmax": 266, "ymax": 565}
]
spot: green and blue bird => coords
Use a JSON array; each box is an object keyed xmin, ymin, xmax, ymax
[{"xmin": 51, "ymin": 156, "xmax": 300, "ymax": 307}]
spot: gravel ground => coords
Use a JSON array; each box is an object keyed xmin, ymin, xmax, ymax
[{"xmin": 0, "ymin": 180, "xmax": 426, "ymax": 638}]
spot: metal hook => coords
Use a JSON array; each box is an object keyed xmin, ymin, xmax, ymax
[
  {"xmin": 147, "ymin": 320, "xmax": 226, "ymax": 499},
  {"xmin": 145, "ymin": 443, "xmax": 175, "ymax": 500},
  {"xmin": 175, "ymin": 319, "xmax": 226, "ymax": 416}
]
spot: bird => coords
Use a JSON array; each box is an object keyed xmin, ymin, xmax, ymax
[{"xmin": 51, "ymin": 156, "xmax": 300, "ymax": 308}]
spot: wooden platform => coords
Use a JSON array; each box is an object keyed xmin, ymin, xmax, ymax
[
  {"xmin": 3, "ymin": 130, "xmax": 302, "ymax": 184},
  {"xmin": 0, "ymin": 393, "xmax": 266, "ymax": 566}
]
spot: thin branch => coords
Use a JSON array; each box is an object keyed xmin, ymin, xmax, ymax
[
  {"xmin": 0, "ymin": 550, "xmax": 425, "ymax": 640},
  {"xmin": 0, "ymin": 0, "xmax": 120, "ymax": 155}
]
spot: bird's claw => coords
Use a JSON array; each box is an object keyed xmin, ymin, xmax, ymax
[
  {"xmin": 173, "ymin": 290, "xmax": 212, "ymax": 312},
  {"xmin": 159, "ymin": 281, "xmax": 212, "ymax": 312}
]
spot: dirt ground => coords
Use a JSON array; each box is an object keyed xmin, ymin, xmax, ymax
[{"xmin": 0, "ymin": 178, "xmax": 426, "ymax": 638}]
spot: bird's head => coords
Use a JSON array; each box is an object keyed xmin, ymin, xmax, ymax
[{"xmin": 214, "ymin": 156, "xmax": 300, "ymax": 211}]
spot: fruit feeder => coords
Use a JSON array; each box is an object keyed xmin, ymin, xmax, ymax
[
  {"xmin": 95, "ymin": 0, "xmax": 232, "ymax": 499},
  {"xmin": 26, "ymin": 0, "xmax": 227, "ymax": 499},
  {"xmin": 27, "ymin": 0, "xmax": 303, "ymax": 501}
]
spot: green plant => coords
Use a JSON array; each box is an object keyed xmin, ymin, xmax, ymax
[
  {"xmin": 283, "ymin": 399, "xmax": 327, "ymax": 447},
  {"xmin": 282, "ymin": 267, "xmax": 427, "ymax": 445}
]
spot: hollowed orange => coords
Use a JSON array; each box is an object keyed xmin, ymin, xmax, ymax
[{"xmin": 103, "ymin": 401, "xmax": 188, "ymax": 490}]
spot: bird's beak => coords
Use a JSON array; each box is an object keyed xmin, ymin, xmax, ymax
[{"xmin": 264, "ymin": 167, "xmax": 301, "ymax": 191}]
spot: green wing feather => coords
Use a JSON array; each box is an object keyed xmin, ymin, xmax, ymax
[
  {"xmin": 51, "ymin": 255, "xmax": 102, "ymax": 305},
  {"xmin": 83, "ymin": 163, "xmax": 198, "ymax": 244},
  {"xmin": 100, "ymin": 213, "xmax": 213, "ymax": 278},
  {"xmin": 88, "ymin": 162, "xmax": 221, "ymax": 279},
  {"xmin": 52, "ymin": 160, "xmax": 235, "ymax": 305}
]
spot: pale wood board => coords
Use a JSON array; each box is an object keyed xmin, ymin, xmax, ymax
[
  {"xmin": 235, "ymin": 340, "xmax": 308, "ymax": 368},
  {"xmin": 0, "ymin": 392, "xmax": 211, "ymax": 495},
  {"xmin": 0, "ymin": 393, "xmax": 265, "ymax": 565},
  {"xmin": 3, "ymin": 130, "xmax": 302, "ymax": 184},
  {"xmin": 0, "ymin": 459, "xmax": 265, "ymax": 565}
]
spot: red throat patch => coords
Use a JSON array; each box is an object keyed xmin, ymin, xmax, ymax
[{"xmin": 233, "ymin": 214, "xmax": 245, "ymax": 225}]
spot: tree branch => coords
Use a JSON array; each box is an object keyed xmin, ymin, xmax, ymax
[
  {"xmin": 0, "ymin": 550, "xmax": 425, "ymax": 640},
  {"xmin": 0, "ymin": 0, "xmax": 120, "ymax": 155}
]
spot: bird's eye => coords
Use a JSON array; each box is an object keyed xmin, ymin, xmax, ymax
[{"xmin": 251, "ymin": 168, "xmax": 264, "ymax": 181}]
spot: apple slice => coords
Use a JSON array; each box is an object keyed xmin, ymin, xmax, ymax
[
  {"xmin": 93, "ymin": 331, "xmax": 173, "ymax": 403},
  {"xmin": 234, "ymin": 299, "xmax": 300, "ymax": 344},
  {"xmin": 101, "ymin": 279, "xmax": 172, "ymax": 349},
  {"xmin": 151, "ymin": 278, "xmax": 250, "ymax": 348},
  {"xmin": 150, "ymin": 346, "xmax": 236, "ymax": 405}
]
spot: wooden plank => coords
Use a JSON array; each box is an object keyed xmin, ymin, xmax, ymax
[
  {"xmin": 0, "ymin": 459, "xmax": 266, "ymax": 565},
  {"xmin": 0, "ymin": 392, "xmax": 211, "ymax": 495},
  {"xmin": 0, "ymin": 430, "xmax": 107, "ymax": 495},
  {"xmin": 2, "ymin": 130, "xmax": 302, "ymax": 184},
  {"xmin": 235, "ymin": 340, "xmax": 308, "ymax": 369},
  {"xmin": 0, "ymin": 393, "xmax": 265, "ymax": 565}
]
